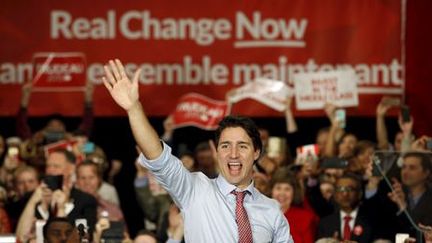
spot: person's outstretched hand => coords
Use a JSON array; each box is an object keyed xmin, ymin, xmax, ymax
[
  {"xmin": 103, "ymin": 59, "xmax": 141, "ymax": 111},
  {"xmin": 388, "ymin": 178, "xmax": 407, "ymax": 211}
]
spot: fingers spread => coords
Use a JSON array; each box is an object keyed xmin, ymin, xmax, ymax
[
  {"xmin": 109, "ymin": 60, "xmax": 121, "ymax": 81},
  {"xmin": 102, "ymin": 77, "xmax": 113, "ymax": 92},
  {"xmin": 132, "ymin": 68, "xmax": 142, "ymax": 86},
  {"xmin": 104, "ymin": 65, "xmax": 116, "ymax": 85},
  {"xmin": 115, "ymin": 59, "xmax": 127, "ymax": 80}
]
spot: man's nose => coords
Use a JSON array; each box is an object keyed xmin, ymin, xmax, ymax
[{"xmin": 229, "ymin": 147, "xmax": 239, "ymax": 158}]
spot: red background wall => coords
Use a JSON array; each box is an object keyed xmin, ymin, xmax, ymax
[{"xmin": 406, "ymin": 0, "xmax": 432, "ymax": 136}]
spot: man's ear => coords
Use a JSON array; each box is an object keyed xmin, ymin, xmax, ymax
[{"xmin": 254, "ymin": 149, "xmax": 261, "ymax": 161}]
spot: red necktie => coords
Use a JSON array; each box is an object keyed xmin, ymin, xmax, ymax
[
  {"xmin": 343, "ymin": 215, "xmax": 352, "ymax": 241},
  {"xmin": 232, "ymin": 191, "xmax": 253, "ymax": 243}
]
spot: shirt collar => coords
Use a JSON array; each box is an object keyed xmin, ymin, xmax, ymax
[
  {"xmin": 408, "ymin": 191, "xmax": 425, "ymax": 208},
  {"xmin": 340, "ymin": 207, "xmax": 359, "ymax": 221},
  {"xmin": 216, "ymin": 174, "xmax": 257, "ymax": 200}
]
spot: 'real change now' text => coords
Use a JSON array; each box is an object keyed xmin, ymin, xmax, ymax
[{"xmin": 50, "ymin": 10, "xmax": 308, "ymax": 46}]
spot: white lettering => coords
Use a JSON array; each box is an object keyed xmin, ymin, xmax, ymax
[
  {"xmin": 236, "ymin": 11, "xmax": 307, "ymax": 41},
  {"xmin": 0, "ymin": 59, "xmax": 403, "ymax": 93},
  {"xmin": 0, "ymin": 63, "xmax": 32, "ymax": 84},
  {"xmin": 120, "ymin": 11, "xmax": 142, "ymax": 39},
  {"xmin": 87, "ymin": 63, "xmax": 104, "ymax": 84},
  {"xmin": 50, "ymin": 10, "xmax": 116, "ymax": 39},
  {"xmin": 51, "ymin": 10, "xmax": 72, "ymax": 39}
]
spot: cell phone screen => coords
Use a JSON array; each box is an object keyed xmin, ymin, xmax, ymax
[
  {"xmin": 427, "ymin": 139, "xmax": 432, "ymax": 150},
  {"xmin": 335, "ymin": 109, "xmax": 346, "ymax": 128},
  {"xmin": 44, "ymin": 175, "xmax": 63, "ymax": 191},
  {"xmin": 401, "ymin": 105, "xmax": 410, "ymax": 123}
]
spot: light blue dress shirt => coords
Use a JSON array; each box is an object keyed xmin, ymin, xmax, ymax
[{"xmin": 138, "ymin": 142, "xmax": 293, "ymax": 243}]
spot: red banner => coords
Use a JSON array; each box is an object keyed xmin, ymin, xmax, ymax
[
  {"xmin": 0, "ymin": 0, "xmax": 404, "ymax": 117},
  {"xmin": 172, "ymin": 93, "xmax": 229, "ymax": 130},
  {"xmin": 43, "ymin": 139, "xmax": 78, "ymax": 157}
]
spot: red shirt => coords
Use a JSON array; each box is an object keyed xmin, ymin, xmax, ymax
[{"xmin": 284, "ymin": 206, "xmax": 318, "ymax": 243}]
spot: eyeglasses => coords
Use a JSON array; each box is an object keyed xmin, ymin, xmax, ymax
[{"xmin": 335, "ymin": 186, "xmax": 359, "ymax": 193}]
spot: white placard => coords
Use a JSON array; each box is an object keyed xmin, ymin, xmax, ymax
[
  {"xmin": 294, "ymin": 70, "xmax": 359, "ymax": 110},
  {"xmin": 228, "ymin": 78, "xmax": 293, "ymax": 112}
]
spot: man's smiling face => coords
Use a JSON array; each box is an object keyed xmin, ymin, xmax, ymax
[{"xmin": 217, "ymin": 127, "xmax": 260, "ymax": 189}]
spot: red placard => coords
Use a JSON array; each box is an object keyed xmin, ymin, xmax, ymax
[
  {"xmin": 172, "ymin": 93, "xmax": 230, "ymax": 130},
  {"xmin": 32, "ymin": 52, "xmax": 86, "ymax": 92},
  {"xmin": 44, "ymin": 139, "xmax": 78, "ymax": 158}
]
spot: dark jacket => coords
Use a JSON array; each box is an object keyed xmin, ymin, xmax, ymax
[{"xmin": 317, "ymin": 206, "xmax": 374, "ymax": 243}]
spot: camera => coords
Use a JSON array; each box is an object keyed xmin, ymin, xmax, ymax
[
  {"xmin": 101, "ymin": 221, "xmax": 125, "ymax": 243},
  {"xmin": 43, "ymin": 175, "xmax": 63, "ymax": 191},
  {"xmin": 321, "ymin": 157, "xmax": 348, "ymax": 169},
  {"xmin": 43, "ymin": 131, "xmax": 65, "ymax": 144}
]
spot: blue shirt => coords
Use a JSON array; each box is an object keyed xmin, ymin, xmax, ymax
[{"xmin": 138, "ymin": 142, "xmax": 293, "ymax": 243}]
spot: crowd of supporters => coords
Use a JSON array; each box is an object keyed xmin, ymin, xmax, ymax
[{"xmin": 0, "ymin": 82, "xmax": 431, "ymax": 242}]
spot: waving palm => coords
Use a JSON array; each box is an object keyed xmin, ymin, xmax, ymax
[{"xmin": 103, "ymin": 59, "xmax": 141, "ymax": 111}]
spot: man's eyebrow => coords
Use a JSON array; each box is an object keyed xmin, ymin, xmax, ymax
[
  {"xmin": 237, "ymin": 141, "xmax": 252, "ymax": 146},
  {"xmin": 219, "ymin": 140, "xmax": 251, "ymax": 144}
]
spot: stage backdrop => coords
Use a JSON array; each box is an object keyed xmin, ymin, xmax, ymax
[{"xmin": 0, "ymin": 0, "xmax": 404, "ymax": 117}]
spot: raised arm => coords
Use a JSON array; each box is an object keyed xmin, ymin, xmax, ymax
[
  {"xmin": 103, "ymin": 59, "xmax": 162, "ymax": 159},
  {"xmin": 16, "ymin": 82, "xmax": 33, "ymax": 139},
  {"xmin": 76, "ymin": 79, "xmax": 95, "ymax": 137},
  {"xmin": 398, "ymin": 115, "xmax": 414, "ymax": 153},
  {"xmin": 322, "ymin": 103, "xmax": 343, "ymax": 158},
  {"xmin": 376, "ymin": 98, "xmax": 391, "ymax": 150},
  {"xmin": 284, "ymin": 96, "xmax": 298, "ymax": 134}
]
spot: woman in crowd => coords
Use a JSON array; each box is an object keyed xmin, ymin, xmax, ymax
[
  {"xmin": 75, "ymin": 161, "xmax": 124, "ymax": 222},
  {"xmin": 271, "ymin": 167, "xmax": 318, "ymax": 243}
]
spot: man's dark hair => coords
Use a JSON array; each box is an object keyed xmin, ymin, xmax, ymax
[
  {"xmin": 403, "ymin": 152, "xmax": 432, "ymax": 179},
  {"xmin": 43, "ymin": 217, "xmax": 73, "ymax": 238},
  {"xmin": 194, "ymin": 141, "xmax": 211, "ymax": 154},
  {"xmin": 352, "ymin": 140, "xmax": 376, "ymax": 157},
  {"xmin": 215, "ymin": 116, "xmax": 263, "ymax": 162},
  {"xmin": 317, "ymin": 126, "xmax": 330, "ymax": 136},
  {"xmin": 51, "ymin": 149, "xmax": 76, "ymax": 164},
  {"xmin": 336, "ymin": 172, "xmax": 363, "ymax": 191}
]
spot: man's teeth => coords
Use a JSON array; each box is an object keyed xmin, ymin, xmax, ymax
[{"xmin": 228, "ymin": 162, "xmax": 241, "ymax": 166}]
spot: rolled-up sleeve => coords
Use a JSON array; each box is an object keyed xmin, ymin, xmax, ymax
[
  {"xmin": 138, "ymin": 142, "xmax": 195, "ymax": 210},
  {"xmin": 273, "ymin": 212, "xmax": 293, "ymax": 243}
]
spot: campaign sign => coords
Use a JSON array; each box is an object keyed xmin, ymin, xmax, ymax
[
  {"xmin": 172, "ymin": 93, "xmax": 230, "ymax": 130},
  {"xmin": 228, "ymin": 78, "xmax": 292, "ymax": 112},
  {"xmin": 32, "ymin": 52, "xmax": 86, "ymax": 92},
  {"xmin": 294, "ymin": 70, "xmax": 359, "ymax": 110},
  {"xmin": 296, "ymin": 144, "xmax": 320, "ymax": 165},
  {"xmin": 44, "ymin": 139, "xmax": 78, "ymax": 158}
]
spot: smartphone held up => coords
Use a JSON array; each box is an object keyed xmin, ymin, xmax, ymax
[
  {"xmin": 335, "ymin": 109, "xmax": 346, "ymax": 128},
  {"xmin": 400, "ymin": 105, "xmax": 411, "ymax": 123}
]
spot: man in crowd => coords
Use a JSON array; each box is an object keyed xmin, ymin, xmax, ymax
[
  {"xmin": 16, "ymin": 149, "xmax": 97, "ymax": 241},
  {"xmin": 388, "ymin": 152, "xmax": 432, "ymax": 236},
  {"xmin": 6, "ymin": 165, "xmax": 40, "ymax": 230},
  {"xmin": 318, "ymin": 173, "xmax": 374, "ymax": 243},
  {"xmin": 43, "ymin": 217, "xmax": 79, "ymax": 243},
  {"xmin": 103, "ymin": 59, "xmax": 293, "ymax": 242}
]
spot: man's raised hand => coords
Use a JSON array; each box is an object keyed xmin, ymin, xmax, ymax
[{"xmin": 103, "ymin": 59, "xmax": 141, "ymax": 111}]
